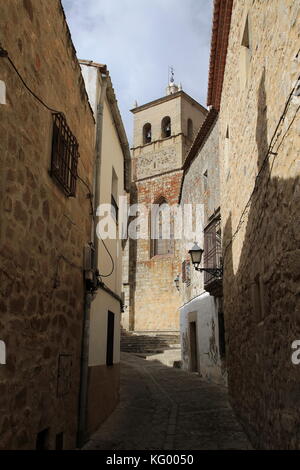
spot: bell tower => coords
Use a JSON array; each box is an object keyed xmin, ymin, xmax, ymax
[{"xmin": 125, "ymin": 77, "xmax": 207, "ymax": 332}]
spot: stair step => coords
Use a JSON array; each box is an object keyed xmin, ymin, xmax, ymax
[{"xmin": 120, "ymin": 329, "xmax": 181, "ymax": 355}]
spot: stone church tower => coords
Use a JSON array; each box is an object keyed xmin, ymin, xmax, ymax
[{"xmin": 123, "ymin": 76, "xmax": 207, "ymax": 332}]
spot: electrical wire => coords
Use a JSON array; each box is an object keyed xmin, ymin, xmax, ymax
[
  {"xmin": 0, "ymin": 44, "xmax": 112, "ymax": 293},
  {"xmin": 97, "ymin": 238, "xmax": 115, "ymax": 278},
  {"xmin": 53, "ymin": 254, "xmax": 83, "ymax": 289},
  {"xmin": 76, "ymin": 173, "xmax": 116, "ymax": 278},
  {"xmin": 223, "ymin": 77, "xmax": 300, "ymax": 261},
  {"xmin": 1, "ymin": 45, "xmax": 116, "ymax": 286},
  {"xmin": 254, "ymin": 103, "xmax": 300, "ymax": 230},
  {"xmin": 1, "ymin": 45, "xmax": 95, "ymax": 223},
  {"xmin": 0, "ymin": 45, "xmax": 62, "ymax": 114},
  {"xmin": 76, "ymin": 173, "xmax": 95, "ymax": 220}
]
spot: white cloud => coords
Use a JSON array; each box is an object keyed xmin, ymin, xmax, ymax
[{"xmin": 62, "ymin": 0, "xmax": 213, "ymax": 143}]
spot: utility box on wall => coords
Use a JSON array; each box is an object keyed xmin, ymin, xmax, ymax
[{"xmin": 0, "ymin": 341, "xmax": 6, "ymax": 365}]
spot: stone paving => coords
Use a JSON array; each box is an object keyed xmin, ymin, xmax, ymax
[{"xmin": 83, "ymin": 352, "xmax": 252, "ymax": 450}]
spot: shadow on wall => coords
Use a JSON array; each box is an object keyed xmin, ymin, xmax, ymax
[{"xmin": 223, "ymin": 69, "xmax": 300, "ymax": 449}]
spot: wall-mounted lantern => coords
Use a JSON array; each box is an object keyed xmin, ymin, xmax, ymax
[
  {"xmin": 174, "ymin": 275, "xmax": 180, "ymax": 291},
  {"xmin": 188, "ymin": 242, "xmax": 223, "ymax": 278}
]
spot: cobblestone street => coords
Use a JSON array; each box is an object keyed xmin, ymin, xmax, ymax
[{"xmin": 84, "ymin": 353, "xmax": 252, "ymax": 450}]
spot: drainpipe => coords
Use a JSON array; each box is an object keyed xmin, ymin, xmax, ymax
[
  {"xmin": 77, "ymin": 291, "xmax": 92, "ymax": 448},
  {"xmin": 77, "ymin": 69, "xmax": 108, "ymax": 448}
]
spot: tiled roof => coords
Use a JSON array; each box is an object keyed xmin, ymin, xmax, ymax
[
  {"xmin": 207, "ymin": 0, "xmax": 233, "ymax": 110},
  {"xmin": 78, "ymin": 59, "xmax": 107, "ymax": 74}
]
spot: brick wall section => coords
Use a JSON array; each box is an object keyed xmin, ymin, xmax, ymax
[
  {"xmin": 129, "ymin": 171, "xmax": 182, "ymax": 331},
  {"xmin": 219, "ymin": 0, "xmax": 300, "ymax": 449},
  {"xmin": 0, "ymin": 0, "xmax": 95, "ymax": 449}
]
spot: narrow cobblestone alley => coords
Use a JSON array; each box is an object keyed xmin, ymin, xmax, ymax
[{"xmin": 84, "ymin": 353, "xmax": 252, "ymax": 451}]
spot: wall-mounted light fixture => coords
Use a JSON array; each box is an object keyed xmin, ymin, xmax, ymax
[
  {"xmin": 188, "ymin": 242, "xmax": 223, "ymax": 278},
  {"xmin": 174, "ymin": 275, "xmax": 180, "ymax": 291}
]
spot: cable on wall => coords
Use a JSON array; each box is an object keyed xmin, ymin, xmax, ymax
[
  {"xmin": 1, "ymin": 44, "xmax": 123, "ymax": 283},
  {"xmin": 0, "ymin": 45, "xmax": 62, "ymax": 114},
  {"xmin": 97, "ymin": 238, "xmax": 115, "ymax": 278},
  {"xmin": 223, "ymin": 77, "xmax": 300, "ymax": 262},
  {"xmin": 1, "ymin": 44, "xmax": 95, "ymax": 218},
  {"xmin": 76, "ymin": 173, "xmax": 95, "ymax": 220}
]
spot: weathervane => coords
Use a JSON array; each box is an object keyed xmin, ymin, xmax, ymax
[{"xmin": 169, "ymin": 66, "xmax": 175, "ymax": 84}]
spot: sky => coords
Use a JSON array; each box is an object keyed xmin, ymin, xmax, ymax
[{"xmin": 61, "ymin": 0, "xmax": 213, "ymax": 143}]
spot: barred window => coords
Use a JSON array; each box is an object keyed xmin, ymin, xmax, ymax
[
  {"xmin": 182, "ymin": 259, "xmax": 191, "ymax": 286},
  {"xmin": 51, "ymin": 113, "xmax": 79, "ymax": 197},
  {"xmin": 204, "ymin": 216, "xmax": 222, "ymax": 285}
]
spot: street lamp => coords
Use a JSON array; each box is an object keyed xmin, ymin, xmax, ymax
[{"xmin": 188, "ymin": 242, "xmax": 223, "ymax": 278}]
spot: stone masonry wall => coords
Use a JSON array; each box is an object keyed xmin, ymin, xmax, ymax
[
  {"xmin": 180, "ymin": 119, "xmax": 220, "ymax": 305},
  {"xmin": 0, "ymin": 0, "xmax": 95, "ymax": 449},
  {"xmin": 219, "ymin": 0, "xmax": 300, "ymax": 449},
  {"xmin": 179, "ymin": 119, "xmax": 226, "ymax": 384}
]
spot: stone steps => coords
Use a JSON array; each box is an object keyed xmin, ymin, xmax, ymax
[{"xmin": 120, "ymin": 330, "xmax": 181, "ymax": 358}]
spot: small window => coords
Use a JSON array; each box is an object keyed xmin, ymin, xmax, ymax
[
  {"xmin": 51, "ymin": 113, "xmax": 79, "ymax": 197},
  {"xmin": 161, "ymin": 116, "xmax": 171, "ymax": 138},
  {"xmin": 253, "ymin": 273, "xmax": 266, "ymax": 323},
  {"xmin": 111, "ymin": 195, "xmax": 118, "ymax": 222},
  {"xmin": 240, "ymin": 15, "xmax": 251, "ymax": 88},
  {"xmin": 143, "ymin": 123, "xmax": 152, "ymax": 144},
  {"xmin": 111, "ymin": 167, "xmax": 118, "ymax": 223},
  {"xmin": 106, "ymin": 311, "xmax": 115, "ymax": 366},
  {"xmin": 187, "ymin": 118, "xmax": 193, "ymax": 140},
  {"xmin": 203, "ymin": 170, "xmax": 208, "ymax": 192},
  {"xmin": 242, "ymin": 16, "xmax": 250, "ymax": 49}
]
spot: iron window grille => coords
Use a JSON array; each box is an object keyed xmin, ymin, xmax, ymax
[
  {"xmin": 186, "ymin": 260, "xmax": 191, "ymax": 286},
  {"xmin": 51, "ymin": 113, "xmax": 79, "ymax": 197},
  {"xmin": 182, "ymin": 260, "xmax": 186, "ymax": 283},
  {"xmin": 182, "ymin": 259, "xmax": 191, "ymax": 286}
]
